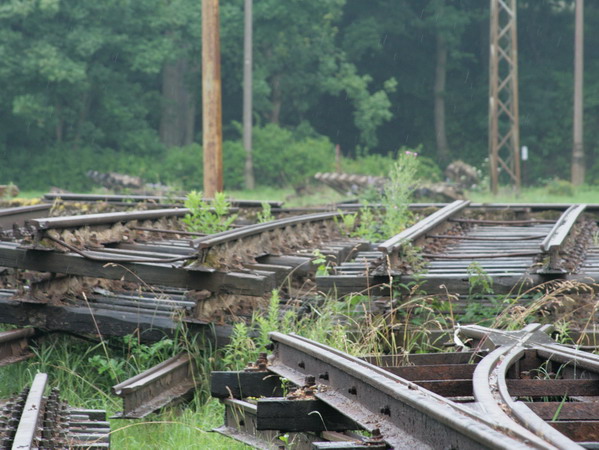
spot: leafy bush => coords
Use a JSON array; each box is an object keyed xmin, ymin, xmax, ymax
[
  {"xmin": 1, "ymin": 125, "xmax": 337, "ymax": 191},
  {"xmin": 182, "ymin": 191, "xmax": 237, "ymax": 234},
  {"xmin": 252, "ymin": 124, "xmax": 335, "ymax": 187},
  {"xmin": 341, "ymin": 148, "xmax": 442, "ymax": 182},
  {"xmin": 545, "ymin": 178, "xmax": 574, "ymax": 196}
]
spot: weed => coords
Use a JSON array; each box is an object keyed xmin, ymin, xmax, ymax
[
  {"xmin": 256, "ymin": 201, "xmax": 274, "ymax": 223},
  {"xmin": 182, "ymin": 191, "xmax": 237, "ymax": 234},
  {"xmin": 335, "ymin": 211, "xmax": 357, "ymax": 236},
  {"xmin": 467, "ymin": 262, "xmax": 494, "ymax": 296},
  {"xmin": 312, "ymin": 249, "xmax": 332, "ymax": 276}
]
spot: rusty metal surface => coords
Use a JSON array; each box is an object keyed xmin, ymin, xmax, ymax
[
  {"xmin": 213, "ymin": 325, "xmax": 599, "ymax": 449},
  {"xmin": 192, "ymin": 211, "xmax": 344, "ymax": 249},
  {"xmin": 539, "ymin": 204, "xmax": 586, "ymax": 271},
  {"xmin": 378, "ymin": 200, "xmax": 469, "ymax": 255},
  {"xmin": 42, "ymin": 192, "xmax": 282, "ymax": 208},
  {"xmin": 0, "ymin": 327, "xmax": 34, "ymax": 367},
  {"xmin": 1, "ymin": 373, "xmax": 110, "ymax": 448},
  {"xmin": 112, "ymin": 352, "xmax": 197, "ymax": 418},
  {"xmin": 266, "ymin": 333, "xmax": 535, "ymax": 449}
]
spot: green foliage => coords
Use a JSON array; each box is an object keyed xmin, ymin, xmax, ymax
[
  {"xmin": 312, "ymin": 249, "xmax": 331, "ymax": 276},
  {"xmin": 256, "ymin": 201, "xmax": 274, "ymax": 223},
  {"xmin": 353, "ymin": 151, "xmax": 418, "ymax": 241},
  {"xmin": 467, "ymin": 262, "xmax": 494, "ymax": 296},
  {"xmin": 380, "ymin": 151, "xmax": 418, "ymax": 237},
  {"xmin": 251, "ymin": 124, "xmax": 335, "ymax": 187},
  {"xmin": 545, "ymin": 178, "xmax": 575, "ymax": 197},
  {"xmin": 183, "ymin": 191, "xmax": 237, "ymax": 234},
  {"xmin": 341, "ymin": 150, "xmax": 442, "ymax": 182},
  {"xmin": 335, "ymin": 211, "xmax": 357, "ymax": 236},
  {"xmin": 88, "ymin": 335, "xmax": 175, "ymax": 384}
]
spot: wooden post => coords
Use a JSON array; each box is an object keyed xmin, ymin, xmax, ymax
[
  {"xmin": 202, "ymin": 0, "xmax": 223, "ymax": 198},
  {"xmin": 243, "ymin": 0, "xmax": 255, "ymax": 190},
  {"xmin": 572, "ymin": 0, "xmax": 584, "ymax": 186}
]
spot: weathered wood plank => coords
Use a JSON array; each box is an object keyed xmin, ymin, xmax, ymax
[{"xmin": 526, "ymin": 402, "xmax": 599, "ymax": 421}]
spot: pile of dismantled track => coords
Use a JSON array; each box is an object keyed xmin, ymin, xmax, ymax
[
  {"xmin": 3, "ymin": 195, "xmax": 599, "ymax": 449},
  {"xmin": 211, "ymin": 324, "xmax": 599, "ymax": 449},
  {"xmin": 1, "ymin": 198, "xmax": 599, "ymax": 341},
  {"xmin": 0, "ymin": 198, "xmax": 366, "ymax": 342},
  {"xmin": 319, "ymin": 200, "xmax": 599, "ymax": 297},
  {"xmin": 0, "ymin": 373, "xmax": 110, "ymax": 449}
]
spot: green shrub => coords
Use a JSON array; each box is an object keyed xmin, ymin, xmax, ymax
[
  {"xmin": 545, "ymin": 178, "xmax": 574, "ymax": 196},
  {"xmin": 252, "ymin": 124, "xmax": 335, "ymax": 187},
  {"xmin": 341, "ymin": 147, "xmax": 442, "ymax": 182}
]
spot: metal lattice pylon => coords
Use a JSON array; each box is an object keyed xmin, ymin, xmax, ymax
[{"xmin": 489, "ymin": 0, "xmax": 521, "ymax": 194}]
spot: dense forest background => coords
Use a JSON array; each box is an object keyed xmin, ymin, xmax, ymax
[{"xmin": 0, "ymin": 0, "xmax": 596, "ymax": 191}]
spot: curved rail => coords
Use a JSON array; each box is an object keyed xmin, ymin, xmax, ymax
[
  {"xmin": 470, "ymin": 325, "xmax": 578, "ymax": 449},
  {"xmin": 267, "ymin": 331, "xmax": 538, "ymax": 449}
]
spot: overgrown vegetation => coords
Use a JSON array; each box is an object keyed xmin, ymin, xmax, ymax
[
  {"xmin": 182, "ymin": 191, "xmax": 237, "ymax": 234},
  {"xmin": 353, "ymin": 150, "xmax": 419, "ymax": 241}
]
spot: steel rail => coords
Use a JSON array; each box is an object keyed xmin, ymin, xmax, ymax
[
  {"xmin": 12, "ymin": 372, "xmax": 48, "ymax": 449},
  {"xmin": 469, "ymin": 327, "xmax": 578, "ymax": 449},
  {"xmin": 267, "ymin": 332, "xmax": 537, "ymax": 449},
  {"xmin": 192, "ymin": 211, "xmax": 344, "ymax": 249},
  {"xmin": 0, "ymin": 241, "xmax": 274, "ymax": 295},
  {"xmin": 43, "ymin": 192, "xmax": 283, "ymax": 208},
  {"xmin": 540, "ymin": 204, "xmax": 586, "ymax": 271},
  {"xmin": 461, "ymin": 324, "xmax": 599, "ymax": 447},
  {"xmin": 377, "ymin": 201, "xmax": 469, "ymax": 269},
  {"xmin": 27, "ymin": 208, "xmax": 189, "ymax": 231},
  {"xmin": 112, "ymin": 352, "xmax": 197, "ymax": 418},
  {"xmin": 0, "ymin": 327, "xmax": 34, "ymax": 366},
  {"xmin": 0, "ymin": 204, "xmax": 52, "ymax": 228}
]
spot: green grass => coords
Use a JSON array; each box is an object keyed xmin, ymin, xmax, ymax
[{"xmin": 468, "ymin": 184, "xmax": 599, "ymax": 204}]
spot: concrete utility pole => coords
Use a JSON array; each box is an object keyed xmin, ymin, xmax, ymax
[
  {"xmin": 572, "ymin": 0, "xmax": 584, "ymax": 186},
  {"xmin": 488, "ymin": 0, "xmax": 521, "ymax": 195},
  {"xmin": 202, "ymin": 0, "xmax": 223, "ymax": 198},
  {"xmin": 243, "ymin": 0, "xmax": 255, "ymax": 190}
]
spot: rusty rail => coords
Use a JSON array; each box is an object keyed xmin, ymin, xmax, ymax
[
  {"xmin": 192, "ymin": 211, "xmax": 344, "ymax": 250},
  {"xmin": 539, "ymin": 204, "xmax": 586, "ymax": 271},
  {"xmin": 112, "ymin": 352, "xmax": 197, "ymax": 418},
  {"xmin": 378, "ymin": 200, "xmax": 470, "ymax": 261},
  {"xmin": 212, "ymin": 324, "xmax": 599, "ymax": 448},
  {"xmin": 43, "ymin": 192, "xmax": 283, "ymax": 208},
  {"xmin": 0, "ymin": 327, "xmax": 34, "ymax": 367},
  {"xmin": 27, "ymin": 208, "xmax": 189, "ymax": 231},
  {"xmin": 1, "ymin": 373, "xmax": 110, "ymax": 448}
]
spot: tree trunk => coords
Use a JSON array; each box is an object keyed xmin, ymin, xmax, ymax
[
  {"xmin": 434, "ymin": 33, "xmax": 450, "ymax": 165},
  {"xmin": 160, "ymin": 57, "xmax": 196, "ymax": 148},
  {"xmin": 55, "ymin": 104, "xmax": 63, "ymax": 143},
  {"xmin": 270, "ymin": 74, "xmax": 282, "ymax": 124}
]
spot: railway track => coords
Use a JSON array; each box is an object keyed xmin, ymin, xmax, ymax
[
  {"xmin": 2, "ymin": 197, "xmax": 599, "ymax": 449},
  {"xmin": 0, "ymin": 373, "xmax": 110, "ymax": 449},
  {"xmin": 212, "ymin": 324, "xmax": 599, "ymax": 449},
  {"xmin": 320, "ymin": 201, "xmax": 597, "ymax": 296},
  {"xmin": 0, "ymin": 205, "xmax": 365, "ymax": 341}
]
